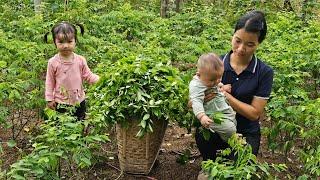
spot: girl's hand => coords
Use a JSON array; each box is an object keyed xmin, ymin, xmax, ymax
[
  {"xmin": 200, "ymin": 115, "xmax": 213, "ymax": 128},
  {"xmin": 47, "ymin": 101, "xmax": 56, "ymax": 110}
]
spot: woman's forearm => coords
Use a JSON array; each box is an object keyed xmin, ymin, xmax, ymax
[{"xmin": 224, "ymin": 92, "xmax": 266, "ymax": 121}]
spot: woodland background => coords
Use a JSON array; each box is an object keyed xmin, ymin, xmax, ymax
[{"xmin": 0, "ymin": 0, "xmax": 319, "ymax": 179}]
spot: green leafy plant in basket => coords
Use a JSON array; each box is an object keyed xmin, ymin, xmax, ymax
[{"xmin": 89, "ymin": 54, "xmax": 188, "ymax": 137}]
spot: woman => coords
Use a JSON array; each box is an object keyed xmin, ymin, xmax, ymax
[{"xmin": 195, "ymin": 10, "xmax": 274, "ymax": 161}]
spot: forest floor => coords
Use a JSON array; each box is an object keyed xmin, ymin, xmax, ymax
[
  {"xmin": 90, "ymin": 121, "xmax": 302, "ymax": 180},
  {"xmin": 0, "ymin": 114, "xmax": 303, "ymax": 180}
]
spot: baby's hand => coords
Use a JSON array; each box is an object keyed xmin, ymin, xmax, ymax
[
  {"xmin": 47, "ymin": 101, "xmax": 56, "ymax": 110},
  {"xmin": 200, "ymin": 115, "xmax": 213, "ymax": 128}
]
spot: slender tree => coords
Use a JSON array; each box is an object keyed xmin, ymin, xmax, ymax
[
  {"xmin": 160, "ymin": 0, "xmax": 169, "ymax": 17},
  {"xmin": 283, "ymin": 0, "xmax": 293, "ymax": 11},
  {"xmin": 34, "ymin": 0, "xmax": 41, "ymax": 13},
  {"xmin": 301, "ymin": 0, "xmax": 309, "ymax": 22},
  {"xmin": 175, "ymin": 0, "xmax": 181, "ymax": 13},
  {"xmin": 65, "ymin": 0, "xmax": 69, "ymax": 11}
]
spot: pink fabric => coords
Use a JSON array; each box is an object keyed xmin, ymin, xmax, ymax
[{"xmin": 45, "ymin": 53, "xmax": 99, "ymax": 105}]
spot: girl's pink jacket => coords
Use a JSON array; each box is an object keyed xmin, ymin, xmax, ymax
[{"xmin": 45, "ymin": 53, "xmax": 99, "ymax": 105}]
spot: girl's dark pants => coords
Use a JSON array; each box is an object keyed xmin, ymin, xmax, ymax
[
  {"xmin": 195, "ymin": 128, "xmax": 261, "ymax": 161},
  {"xmin": 56, "ymin": 100, "xmax": 86, "ymax": 120}
]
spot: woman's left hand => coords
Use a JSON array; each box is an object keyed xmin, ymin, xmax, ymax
[{"xmin": 220, "ymin": 84, "xmax": 232, "ymax": 93}]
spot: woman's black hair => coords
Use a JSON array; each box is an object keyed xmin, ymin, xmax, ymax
[
  {"xmin": 44, "ymin": 21, "xmax": 84, "ymax": 45},
  {"xmin": 234, "ymin": 10, "xmax": 267, "ymax": 43}
]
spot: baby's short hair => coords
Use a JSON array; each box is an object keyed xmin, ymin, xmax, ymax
[{"xmin": 197, "ymin": 53, "xmax": 223, "ymax": 74}]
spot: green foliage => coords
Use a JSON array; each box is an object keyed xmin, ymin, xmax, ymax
[
  {"xmin": 299, "ymin": 144, "xmax": 320, "ymax": 177},
  {"xmin": 210, "ymin": 112, "xmax": 224, "ymax": 124},
  {"xmin": 261, "ymin": 11, "xmax": 320, "ymax": 178},
  {"xmin": 176, "ymin": 149, "xmax": 191, "ymax": 165},
  {"xmin": 202, "ymin": 134, "xmax": 287, "ymax": 179},
  {"xmin": 1, "ymin": 0, "xmax": 320, "ymax": 178},
  {"xmin": 89, "ymin": 54, "xmax": 188, "ymax": 137},
  {"xmin": 197, "ymin": 112, "xmax": 225, "ymax": 141},
  {"xmin": 269, "ymin": 98, "xmax": 320, "ymax": 178},
  {"xmin": 7, "ymin": 108, "xmax": 110, "ymax": 179}
]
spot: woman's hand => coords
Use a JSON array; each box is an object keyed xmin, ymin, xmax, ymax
[
  {"xmin": 220, "ymin": 84, "xmax": 232, "ymax": 93},
  {"xmin": 222, "ymin": 90, "xmax": 267, "ymax": 121},
  {"xmin": 47, "ymin": 101, "xmax": 56, "ymax": 110}
]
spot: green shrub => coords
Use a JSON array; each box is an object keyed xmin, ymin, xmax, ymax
[{"xmin": 89, "ymin": 54, "xmax": 189, "ymax": 137}]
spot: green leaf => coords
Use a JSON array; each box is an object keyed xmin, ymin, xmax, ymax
[
  {"xmin": 7, "ymin": 140, "xmax": 17, "ymax": 148},
  {"xmin": 258, "ymin": 165, "xmax": 269, "ymax": 176},
  {"xmin": 140, "ymin": 120, "xmax": 146, "ymax": 128},
  {"xmin": 143, "ymin": 114, "xmax": 150, "ymax": 121},
  {"xmin": 0, "ymin": 61, "xmax": 7, "ymax": 68},
  {"xmin": 81, "ymin": 157, "xmax": 91, "ymax": 166},
  {"xmin": 154, "ymin": 100, "xmax": 162, "ymax": 105},
  {"xmin": 137, "ymin": 90, "xmax": 142, "ymax": 101},
  {"xmin": 246, "ymin": 173, "xmax": 252, "ymax": 179},
  {"xmin": 89, "ymin": 135, "xmax": 103, "ymax": 142},
  {"xmin": 12, "ymin": 167, "xmax": 30, "ymax": 171},
  {"xmin": 64, "ymin": 123, "xmax": 78, "ymax": 128},
  {"xmin": 65, "ymin": 134, "xmax": 79, "ymax": 140},
  {"xmin": 9, "ymin": 90, "xmax": 21, "ymax": 101},
  {"xmin": 33, "ymin": 168, "xmax": 44, "ymax": 175},
  {"xmin": 210, "ymin": 112, "xmax": 224, "ymax": 124},
  {"xmin": 136, "ymin": 129, "xmax": 144, "ymax": 138},
  {"xmin": 54, "ymin": 151, "xmax": 64, "ymax": 157},
  {"xmin": 91, "ymin": 135, "xmax": 110, "ymax": 142},
  {"xmin": 38, "ymin": 157, "xmax": 49, "ymax": 163},
  {"xmin": 201, "ymin": 129, "xmax": 211, "ymax": 141},
  {"xmin": 149, "ymin": 99, "xmax": 154, "ymax": 105},
  {"xmin": 210, "ymin": 167, "xmax": 218, "ymax": 176},
  {"xmin": 11, "ymin": 174, "xmax": 25, "ymax": 180},
  {"xmin": 44, "ymin": 108, "xmax": 57, "ymax": 119},
  {"xmin": 148, "ymin": 123, "xmax": 153, "ymax": 132}
]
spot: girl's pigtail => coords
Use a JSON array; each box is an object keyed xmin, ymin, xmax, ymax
[
  {"xmin": 76, "ymin": 23, "xmax": 85, "ymax": 36},
  {"xmin": 44, "ymin": 32, "xmax": 50, "ymax": 43}
]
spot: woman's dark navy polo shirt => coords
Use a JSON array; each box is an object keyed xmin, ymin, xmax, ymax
[{"xmin": 221, "ymin": 51, "xmax": 274, "ymax": 134}]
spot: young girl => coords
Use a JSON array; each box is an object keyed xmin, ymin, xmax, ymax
[{"xmin": 44, "ymin": 21, "xmax": 99, "ymax": 120}]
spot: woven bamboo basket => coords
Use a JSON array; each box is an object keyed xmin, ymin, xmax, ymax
[{"xmin": 116, "ymin": 118, "xmax": 168, "ymax": 174}]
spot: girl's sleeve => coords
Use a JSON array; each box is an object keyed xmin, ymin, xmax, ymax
[
  {"xmin": 45, "ymin": 61, "xmax": 55, "ymax": 101},
  {"xmin": 81, "ymin": 57, "xmax": 99, "ymax": 84}
]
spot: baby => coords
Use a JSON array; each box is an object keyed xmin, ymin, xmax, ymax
[{"xmin": 189, "ymin": 53, "xmax": 236, "ymax": 142}]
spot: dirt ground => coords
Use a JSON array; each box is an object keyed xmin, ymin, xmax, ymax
[
  {"xmin": 86, "ymin": 121, "xmax": 302, "ymax": 180},
  {"xmin": 86, "ymin": 123, "xmax": 202, "ymax": 180},
  {"xmin": 1, "ymin": 116, "xmax": 302, "ymax": 180}
]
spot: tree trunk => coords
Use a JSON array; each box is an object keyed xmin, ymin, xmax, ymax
[
  {"xmin": 160, "ymin": 0, "xmax": 169, "ymax": 18},
  {"xmin": 175, "ymin": 0, "xmax": 181, "ymax": 13},
  {"xmin": 283, "ymin": 0, "xmax": 293, "ymax": 12},
  {"xmin": 301, "ymin": 0, "xmax": 308, "ymax": 23},
  {"xmin": 64, "ymin": 0, "xmax": 69, "ymax": 11},
  {"xmin": 34, "ymin": 0, "xmax": 41, "ymax": 13}
]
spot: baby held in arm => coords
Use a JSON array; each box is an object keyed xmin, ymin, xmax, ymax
[{"xmin": 189, "ymin": 53, "xmax": 236, "ymax": 142}]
